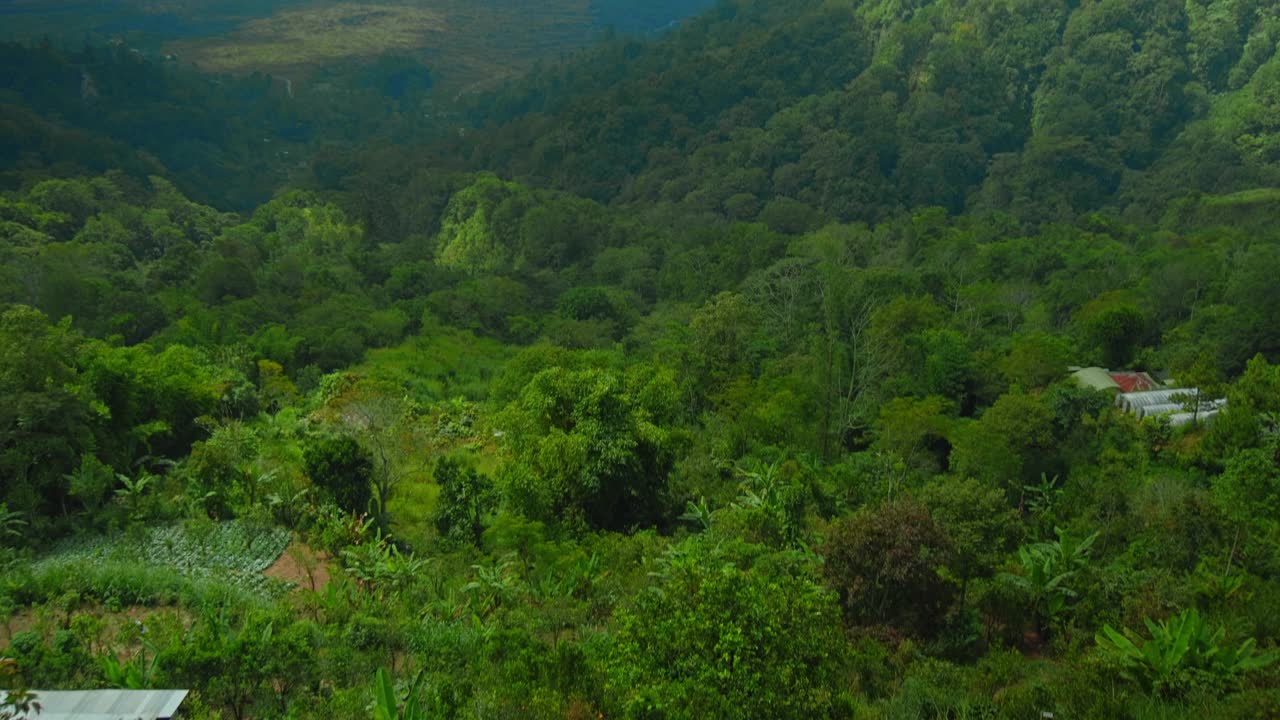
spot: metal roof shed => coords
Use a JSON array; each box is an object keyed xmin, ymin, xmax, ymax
[
  {"xmin": 0, "ymin": 689, "xmax": 189, "ymax": 719},
  {"xmin": 1072, "ymin": 367, "xmax": 1122, "ymax": 393},
  {"xmin": 1168, "ymin": 409, "xmax": 1222, "ymax": 428},
  {"xmin": 1117, "ymin": 389, "xmax": 1197, "ymax": 414},
  {"xmin": 1108, "ymin": 371, "xmax": 1158, "ymax": 393}
]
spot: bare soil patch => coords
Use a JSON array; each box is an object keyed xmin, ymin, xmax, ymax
[{"xmin": 264, "ymin": 540, "xmax": 333, "ymax": 592}]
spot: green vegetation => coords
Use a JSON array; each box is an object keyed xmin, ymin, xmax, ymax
[
  {"xmin": 3, "ymin": 0, "xmax": 1280, "ymax": 718},
  {"xmin": 33, "ymin": 522, "xmax": 291, "ymax": 597}
]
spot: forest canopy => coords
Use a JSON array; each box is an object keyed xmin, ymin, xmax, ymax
[{"xmin": 2, "ymin": 0, "xmax": 1280, "ymax": 718}]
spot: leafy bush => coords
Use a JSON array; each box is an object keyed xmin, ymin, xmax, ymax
[
  {"xmin": 1097, "ymin": 608, "xmax": 1279, "ymax": 696},
  {"xmin": 822, "ymin": 498, "xmax": 955, "ymax": 638},
  {"xmin": 607, "ymin": 538, "xmax": 848, "ymax": 719}
]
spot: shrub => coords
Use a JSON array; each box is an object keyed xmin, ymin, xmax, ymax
[{"xmin": 1097, "ymin": 609, "xmax": 1280, "ymax": 697}]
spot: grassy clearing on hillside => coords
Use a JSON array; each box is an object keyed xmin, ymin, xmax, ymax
[
  {"xmin": 169, "ymin": 0, "xmax": 595, "ymax": 90},
  {"xmin": 352, "ymin": 326, "xmax": 514, "ymax": 402},
  {"xmin": 342, "ymin": 328, "xmax": 510, "ymax": 546},
  {"xmin": 171, "ymin": 3, "xmax": 446, "ymax": 74}
]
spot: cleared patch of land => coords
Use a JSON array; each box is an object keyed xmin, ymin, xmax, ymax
[
  {"xmin": 170, "ymin": 4, "xmax": 447, "ymax": 73},
  {"xmin": 167, "ymin": 0, "xmax": 597, "ymax": 91},
  {"xmin": 264, "ymin": 540, "xmax": 333, "ymax": 592},
  {"xmin": 34, "ymin": 521, "xmax": 293, "ymax": 597}
]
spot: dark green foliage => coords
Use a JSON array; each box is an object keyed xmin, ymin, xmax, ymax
[
  {"xmin": 432, "ymin": 457, "xmax": 493, "ymax": 546},
  {"xmin": 304, "ymin": 436, "xmax": 374, "ymax": 516},
  {"xmin": 822, "ymin": 498, "xmax": 955, "ymax": 639},
  {"xmin": 0, "ymin": 305, "xmax": 93, "ymax": 535},
  {"xmin": 3, "ymin": 0, "xmax": 1280, "ymax": 717},
  {"xmin": 457, "ymin": 0, "xmax": 1280, "ymax": 224}
]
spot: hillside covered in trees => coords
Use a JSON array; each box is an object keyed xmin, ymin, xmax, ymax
[{"xmin": 3, "ymin": 0, "xmax": 1280, "ymax": 718}]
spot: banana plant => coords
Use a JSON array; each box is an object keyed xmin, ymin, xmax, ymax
[
  {"xmin": 678, "ymin": 496, "xmax": 713, "ymax": 531},
  {"xmin": 1022, "ymin": 473, "xmax": 1062, "ymax": 536},
  {"xmin": 463, "ymin": 556, "xmax": 519, "ymax": 617},
  {"xmin": 115, "ymin": 472, "xmax": 155, "ymax": 521},
  {"xmin": 0, "ymin": 658, "xmax": 39, "ymax": 720},
  {"xmin": 372, "ymin": 667, "xmax": 427, "ymax": 720},
  {"xmin": 731, "ymin": 459, "xmax": 806, "ymax": 545},
  {"xmin": 1002, "ymin": 527, "xmax": 1097, "ymax": 637},
  {"xmin": 100, "ymin": 650, "xmax": 158, "ymax": 690},
  {"xmin": 342, "ymin": 534, "xmax": 429, "ymax": 599},
  {"xmin": 1097, "ymin": 608, "xmax": 1279, "ymax": 696}
]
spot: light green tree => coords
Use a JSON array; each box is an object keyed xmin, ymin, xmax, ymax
[
  {"xmin": 1097, "ymin": 608, "xmax": 1279, "ymax": 697},
  {"xmin": 608, "ymin": 538, "xmax": 846, "ymax": 719},
  {"xmin": 1001, "ymin": 527, "xmax": 1098, "ymax": 638}
]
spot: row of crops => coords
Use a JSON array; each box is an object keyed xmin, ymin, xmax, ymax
[{"xmin": 32, "ymin": 521, "xmax": 293, "ymax": 598}]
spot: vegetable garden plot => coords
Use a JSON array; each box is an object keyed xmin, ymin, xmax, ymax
[{"xmin": 33, "ymin": 522, "xmax": 293, "ymax": 597}]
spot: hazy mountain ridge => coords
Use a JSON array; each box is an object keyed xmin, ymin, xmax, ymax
[{"xmin": 457, "ymin": 0, "xmax": 1280, "ymax": 224}]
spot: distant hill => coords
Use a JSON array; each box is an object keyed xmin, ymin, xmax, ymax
[
  {"xmin": 591, "ymin": 0, "xmax": 717, "ymax": 35},
  {"xmin": 0, "ymin": 0, "xmax": 716, "ymax": 91},
  {"xmin": 454, "ymin": 0, "xmax": 1280, "ymax": 224}
]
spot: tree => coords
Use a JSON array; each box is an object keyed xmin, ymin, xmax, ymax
[
  {"xmin": 432, "ymin": 457, "xmax": 492, "ymax": 545},
  {"xmin": 304, "ymin": 435, "xmax": 374, "ymax": 516},
  {"xmin": 687, "ymin": 291, "xmax": 761, "ymax": 403},
  {"xmin": 822, "ymin": 498, "xmax": 955, "ymax": 638},
  {"xmin": 920, "ymin": 477, "xmax": 1020, "ymax": 605},
  {"xmin": 1001, "ymin": 527, "xmax": 1097, "ymax": 638},
  {"xmin": 433, "ymin": 174, "xmax": 528, "ymax": 275},
  {"xmin": 608, "ymin": 538, "xmax": 847, "ymax": 719},
  {"xmin": 496, "ymin": 363, "xmax": 681, "ymax": 531},
  {"xmin": 1000, "ymin": 332, "xmax": 1073, "ymax": 389},
  {"xmin": 1212, "ymin": 441, "xmax": 1280, "ymax": 571},
  {"xmin": 158, "ymin": 610, "xmax": 317, "ymax": 720},
  {"xmin": 326, "ymin": 389, "xmax": 434, "ymax": 534},
  {"xmin": 1078, "ymin": 301, "xmax": 1146, "ymax": 368},
  {"xmin": 0, "ymin": 305, "xmax": 92, "ymax": 534},
  {"xmin": 950, "ymin": 391, "xmax": 1057, "ymax": 496},
  {"xmin": 874, "ymin": 396, "xmax": 953, "ymax": 481}
]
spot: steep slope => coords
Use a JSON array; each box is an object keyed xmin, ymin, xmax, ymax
[{"xmin": 457, "ymin": 0, "xmax": 1280, "ymax": 224}]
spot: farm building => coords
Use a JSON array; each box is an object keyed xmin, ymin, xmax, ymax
[
  {"xmin": 1071, "ymin": 367, "xmax": 1225, "ymax": 426},
  {"xmin": 1071, "ymin": 367, "xmax": 1122, "ymax": 393},
  {"xmin": 1116, "ymin": 390, "xmax": 1226, "ymax": 426},
  {"xmin": 0, "ymin": 689, "xmax": 189, "ymax": 719},
  {"xmin": 1108, "ymin": 371, "xmax": 1160, "ymax": 393},
  {"xmin": 1070, "ymin": 367, "xmax": 1159, "ymax": 394}
]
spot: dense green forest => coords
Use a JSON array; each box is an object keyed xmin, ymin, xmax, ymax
[{"xmin": 3, "ymin": 0, "xmax": 1280, "ymax": 718}]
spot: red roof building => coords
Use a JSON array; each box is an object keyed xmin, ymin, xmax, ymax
[{"xmin": 1108, "ymin": 371, "xmax": 1158, "ymax": 393}]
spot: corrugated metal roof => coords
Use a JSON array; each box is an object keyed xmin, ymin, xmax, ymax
[
  {"xmin": 0, "ymin": 689, "xmax": 189, "ymax": 719},
  {"xmin": 1108, "ymin": 371, "xmax": 1158, "ymax": 393},
  {"xmin": 1072, "ymin": 367, "xmax": 1121, "ymax": 392},
  {"xmin": 1136, "ymin": 402, "xmax": 1187, "ymax": 419},
  {"xmin": 1168, "ymin": 409, "xmax": 1222, "ymax": 427},
  {"xmin": 1117, "ymin": 389, "xmax": 1197, "ymax": 413}
]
